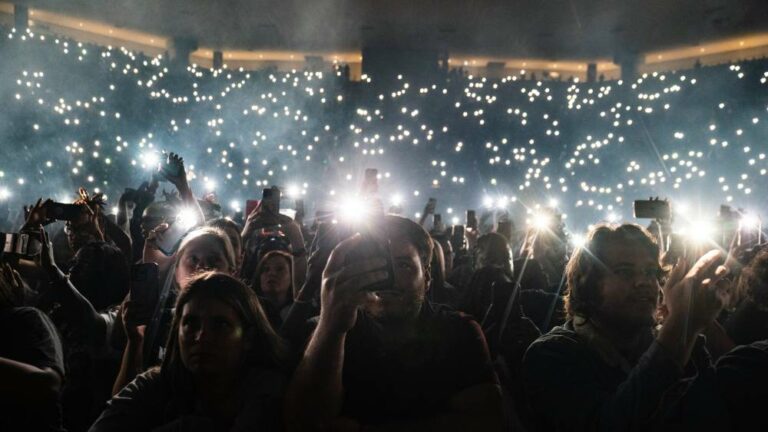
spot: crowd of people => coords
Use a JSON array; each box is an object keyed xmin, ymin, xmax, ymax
[
  {"xmin": 1, "ymin": 24, "xmax": 768, "ymax": 432},
  {"xmin": 1, "ymin": 25, "xmax": 768, "ymax": 229}
]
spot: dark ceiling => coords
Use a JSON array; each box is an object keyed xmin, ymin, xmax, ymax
[{"xmin": 19, "ymin": 0, "xmax": 768, "ymax": 59}]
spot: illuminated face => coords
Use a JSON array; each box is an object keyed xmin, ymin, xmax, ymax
[
  {"xmin": 175, "ymin": 236, "xmax": 231, "ymax": 290},
  {"xmin": 179, "ymin": 297, "xmax": 245, "ymax": 376},
  {"xmin": 258, "ymin": 255, "xmax": 291, "ymax": 305},
  {"xmin": 595, "ymin": 240, "xmax": 661, "ymax": 329},
  {"xmin": 364, "ymin": 237, "xmax": 429, "ymax": 323}
]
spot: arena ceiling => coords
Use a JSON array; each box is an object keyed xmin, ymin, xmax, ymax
[{"xmin": 17, "ymin": 0, "xmax": 768, "ymax": 59}]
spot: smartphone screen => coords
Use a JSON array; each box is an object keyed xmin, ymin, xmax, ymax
[
  {"xmin": 467, "ymin": 210, "xmax": 478, "ymax": 230},
  {"xmin": 45, "ymin": 202, "xmax": 83, "ymax": 221},
  {"xmin": 345, "ymin": 234, "xmax": 395, "ymax": 293},
  {"xmin": 157, "ymin": 221, "xmax": 191, "ymax": 256},
  {"xmin": 130, "ymin": 263, "xmax": 160, "ymax": 325}
]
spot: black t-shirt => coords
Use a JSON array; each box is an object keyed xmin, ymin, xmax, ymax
[
  {"xmin": 0, "ymin": 307, "xmax": 65, "ymax": 432},
  {"xmin": 333, "ymin": 303, "xmax": 498, "ymax": 425}
]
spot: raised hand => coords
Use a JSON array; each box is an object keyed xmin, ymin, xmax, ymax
[
  {"xmin": 22, "ymin": 198, "xmax": 54, "ymax": 231},
  {"xmin": 319, "ymin": 234, "xmax": 388, "ymax": 335},
  {"xmin": 662, "ymin": 250, "xmax": 730, "ymax": 336},
  {"xmin": 159, "ymin": 152, "xmax": 188, "ymax": 190}
]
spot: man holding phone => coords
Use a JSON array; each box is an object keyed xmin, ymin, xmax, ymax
[{"xmin": 285, "ymin": 216, "xmax": 503, "ymax": 431}]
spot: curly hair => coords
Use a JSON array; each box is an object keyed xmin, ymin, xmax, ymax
[{"xmin": 564, "ymin": 223, "xmax": 659, "ymax": 319}]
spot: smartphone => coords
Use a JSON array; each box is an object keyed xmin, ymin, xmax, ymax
[
  {"xmin": 130, "ymin": 263, "xmax": 159, "ymax": 325},
  {"xmin": 426, "ymin": 197, "xmax": 437, "ymax": 214},
  {"xmin": 451, "ymin": 225, "xmax": 465, "ymax": 251},
  {"xmin": 130, "ymin": 263, "xmax": 159, "ymax": 307},
  {"xmin": 345, "ymin": 232, "xmax": 395, "ymax": 293},
  {"xmin": 466, "ymin": 210, "xmax": 478, "ymax": 230},
  {"xmin": 262, "ymin": 187, "xmax": 281, "ymax": 214},
  {"xmin": 433, "ymin": 214, "xmax": 442, "ymax": 231},
  {"xmin": 633, "ymin": 199, "xmax": 671, "ymax": 220},
  {"xmin": 245, "ymin": 199, "xmax": 260, "ymax": 217},
  {"xmin": 44, "ymin": 202, "xmax": 83, "ymax": 221},
  {"xmin": 157, "ymin": 220, "xmax": 192, "ymax": 256}
]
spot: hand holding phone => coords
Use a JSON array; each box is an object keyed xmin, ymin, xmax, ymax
[{"xmin": 344, "ymin": 228, "xmax": 395, "ymax": 294}]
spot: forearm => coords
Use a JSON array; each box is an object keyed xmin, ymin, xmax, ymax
[
  {"xmin": 177, "ymin": 182, "xmax": 205, "ymax": 224},
  {"xmin": 51, "ymin": 276, "xmax": 106, "ymax": 344},
  {"xmin": 0, "ymin": 357, "xmax": 60, "ymax": 404},
  {"xmin": 285, "ymin": 323, "xmax": 347, "ymax": 432},
  {"xmin": 656, "ymin": 314, "xmax": 702, "ymax": 369},
  {"xmin": 286, "ymin": 225, "xmax": 307, "ymax": 291},
  {"xmin": 293, "ymin": 257, "xmax": 308, "ymax": 296},
  {"xmin": 113, "ymin": 338, "xmax": 144, "ymax": 395}
]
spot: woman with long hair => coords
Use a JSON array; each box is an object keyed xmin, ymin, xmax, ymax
[
  {"xmin": 114, "ymin": 226, "xmax": 237, "ymax": 394},
  {"xmin": 250, "ymin": 250, "xmax": 294, "ymax": 329},
  {"xmin": 91, "ymin": 272, "xmax": 286, "ymax": 431}
]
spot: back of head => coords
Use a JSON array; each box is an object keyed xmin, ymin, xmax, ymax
[
  {"xmin": 476, "ymin": 232, "xmax": 512, "ymax": 270},
  {"xmin": 564, "ymin": 223, "xmax": 659, "ymax": 319}
]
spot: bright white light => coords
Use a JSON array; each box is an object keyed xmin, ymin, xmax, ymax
[
  {"xmin": 740, "ymin": 213, "xmax": 761, "ymax": 231},
  {"xmin": 111, "ymin": 206, "xmax": 119, "ymax": 215},
  {"xmin": 548, "ymin": 198, "xmax": 559, "ymax": 208},
  {"xmin": 606, "ymin": 213, "xmax": 619, "ymax": 223},
  {"xmin": 532, "ymin": 213, "xmax": 552, "ymax": 229},
  {"xmin": 571, "ymin": 234, "xmax": 586, "ymax": 249},
  {"xmin": 452, "ymin": 216, "xmax": 460, "ymax": 225},
  {"xmin": 483, "ymin": 196, "xmax": 494, "ymax": 208},
  {"xmin": 675, "ymin": 202, "xmax": 689, "ymax": 217},
  {"xmin": 204, "ymin": 179, "xmax": 216, "ymax": 192},
  {"xmin": 141, "ymin": 151, "xmax": 160, "ymax": 168},
  {"xmin": 680, "ymin": 219, "xmax": 715, "ymax": 243},
  {"xmin": 286, "ymin": 184, "xmax": 301, "ymax": 198},
  {"xmin": 338, "ymin": 196, "xmax": 369, "ymax": 222},
  {"xmin": 177, "ymin": 208, "xmax": 199, "ymax": 229},
  {"xmin": 391, "ymin": 194, "xmax": 403, "ymax": 206},
  {"xmin": 0, "ymin": 188, "xmax": 11, "ymax": 200},
  {"xmin": 496, "ymin": 196, "xmax": 508, "ymax": 209}
]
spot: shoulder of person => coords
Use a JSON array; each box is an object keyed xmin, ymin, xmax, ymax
[
  {"xmin": 523, "ymin": 323, "xmax": 585, "ymax": 361},
  {"xmin": 4, "ymin": 305, "xmax": 53, "ymax": 325},
  {"xmin": 112, "ymin": 368, "xmax": 166, "ymax": 402}
]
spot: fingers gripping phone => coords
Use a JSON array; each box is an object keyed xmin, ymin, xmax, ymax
[{"xmin": 345, "ymin": 227, "xmax": 396, "ymax": 294}]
